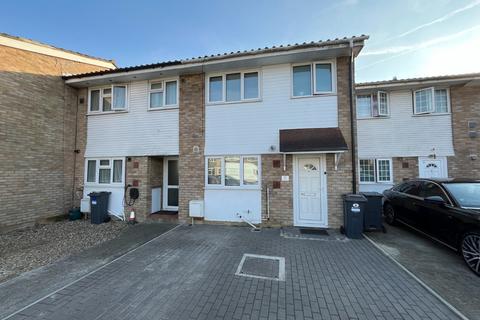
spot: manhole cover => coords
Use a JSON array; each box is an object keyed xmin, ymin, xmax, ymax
[{"xmin": 235, "ymin": 254, "xmax": 285, "ymax": 281}]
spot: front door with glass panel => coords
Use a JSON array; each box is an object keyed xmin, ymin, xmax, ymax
[
  {"xmin": 163, "ymin": 157, "xmax": 179, "ymax": 211},
  {"xmin": 419, "ymin": 157, "xmax": 448, "ymax": 179},
  {"xmin": 294, "ymin": 156, "xmax": 327, "ymax": 227}
]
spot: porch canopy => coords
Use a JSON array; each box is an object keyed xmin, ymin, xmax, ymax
[{"xmin": 279, "ymin": 128, "xmax": 348, "ymax": 153}]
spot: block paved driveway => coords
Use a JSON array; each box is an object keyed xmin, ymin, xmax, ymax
[{"xmin": 1, "ymin": 225, "xmax": 459, "ymax": 320}]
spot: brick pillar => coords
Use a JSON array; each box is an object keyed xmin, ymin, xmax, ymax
[
  {"xmin": 178, "ymin": 74, "xmax": 205, "ymax": 222},
  {"xmin": 125, "ymin": 156, "xmax": 150, "ymax": 222},
  {"xmin": 327, "ymin": 56, "xmax": 356, "ymax": 228}
]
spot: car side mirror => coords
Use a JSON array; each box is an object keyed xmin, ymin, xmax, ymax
[{"xmin": 424, "ymin": 196, "xmax": 445, "ymax": 206}]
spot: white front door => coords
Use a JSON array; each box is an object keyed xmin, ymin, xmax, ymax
[
  {"xmin": 163, "ymin": 157, "xmax": 179, "ymax": 211},
  {"xmin": 419, "ymin": 156, "xmax": 448, "ymax": 179},
  {"xmin": 294, "ymin": 156, "xmax": 327, "ymax": 227}
]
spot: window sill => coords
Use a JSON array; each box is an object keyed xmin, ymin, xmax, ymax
[
  {"xmin": 357, "ymin": 116, "xmax": 390, "ymax": 120},
  {"xmin": 84, "ymin": 183, "xmax": 124, "ymax": 188},
  {"xmin": 359, "ymin": 181, "xmax": 393, "ymax": 185},
  {"xmin": 412, "ymin": 113, "xmax": 450, "ymax": 117},
  {"xmin": 291, "ymin": 92, "xmax": 337, "ymax": 99},
  {"xmin": 206, "ymin": 98, "xmax": 262, "ymax": 106},
  {"xmin": 205, "ymin": 185, "xmax": 261, "ymax": 191},
  {"xmin": 148, "ymin": 105, "xmax": 179, "ymax": 111},
  {"xmin": 87, "ymin": 110, "xmax": 128, "ymax": 116}
]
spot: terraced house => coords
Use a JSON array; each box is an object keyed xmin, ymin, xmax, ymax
[
  {"xmin": 356, "ymin": 73, "xmax": 480, "ymax": 192},
  {"xmin": 64, "ymin": 35, "xmax": 369, "ymax": 228},
  {"xmin": 0, "ymin": 33, "xmax": 116, "ymax": 231}
]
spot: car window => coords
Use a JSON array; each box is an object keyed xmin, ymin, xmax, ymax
[
  {"xmin": 419, "ymin": 182, "xmax": 449, "ymax": 202},
  {"xmin": 443, "ymin": 183, "xmax": 480, "ymax": 208},
  {"xmin": 398, "ymin": 181, "xmax": 420, "ymax": 196}
]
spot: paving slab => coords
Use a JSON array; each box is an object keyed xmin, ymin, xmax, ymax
[
  {"xmin": 367, "ymin": 223, "xmax": 479, "ymax": 320},
  {"xmin": 0, "ymin": 222, "xmax": 176, "ymax": 319},
  {"xmin": 0, "ymin": 224, "xmax": 460, "ymax": 320}
]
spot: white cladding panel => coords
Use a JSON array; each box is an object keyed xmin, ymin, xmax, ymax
[
  {"xmin": 83, "ymin": 185, "xmax": 125, "ymax": 219},
  {"xmin": 85, "ymin": 81, "xmax": 179, "ymax": 157},
  {"xmin": 205, "ymin": 64, "xmax": 338, "ymax": 155},
  {"xmin": 204, "ymin": 189, "xmax": 261, "ymax": 223},
  {"xmin": 357, "ymin": 90, "xmax": 454, "ymax": 158}
]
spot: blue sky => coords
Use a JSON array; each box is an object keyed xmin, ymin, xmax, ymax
[{"xmin": 1, "ymin": 0, "xmax": 479, "ymax": 82}]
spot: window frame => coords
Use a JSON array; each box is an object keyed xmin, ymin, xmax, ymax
[
  {"xmin": 376, "ymin": 158, "xmax": 393, "ymax": 183},
  {"xmin": 291, "ymin": 60, "xmax": 337, "ymax": 98},
  {"xmin": 147, "ymin": 78, "xmax": 179, "ymax": 110},
  {"xmin": 413, "ymin": 87, "xmax": 450, "ymax": 115},
  {"xmin": 88, "ymin": 85, "xmax": 128, "ymax": 114},
  {"xmin": 358, "ymin": 158, "xmax": 393, "ymax": 184},
  {"xmin": 356, "ymin": 91, "xmax": 389, "ymax": 119},
  {"xmin": 205, "ymin": 155, "xmax": 261, "ymax": 189},
  {"xmin": 206, "ymin": 70, "xmax": 261, "ymax": 104},
  {"xmin": 84, "ymin": 158, "xmax": 125, "ymax": 185}
]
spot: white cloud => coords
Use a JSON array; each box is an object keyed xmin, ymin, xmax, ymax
[{"xmin": 359, "ymin": 24, "xmax": 480, "ymax": 69}]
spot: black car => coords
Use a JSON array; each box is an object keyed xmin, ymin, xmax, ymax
[{"xmin": 383, "ymin": 178, "xmax": 480, "ymax": 276}]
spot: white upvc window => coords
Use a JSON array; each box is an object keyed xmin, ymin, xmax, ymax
[
  {"xmin": 359, "ymin": 158, "xmax": 392, "ymax": 184},
  {"xmin": 207, "ymin": 71, "xmax": 260, "ymax": 103},
  {"xmin": 205, "ymin": 156, "xmax": 260, "ymax": 188},
  {"xmin": 413, "ymin": 87, "xmax": 449, "ymax": 115},
  {"xmin": 292, "ymin": 60, "xmax": 336, "ymax": 97},
  {"xmin": 85, "ymin": 158, "xmax": 124, "ymax": 185},
  {"xmin": 148, "ymin": 79, "xmax": 178, "ymax": 109},
  {"xmin": 356, "ymin": 91, "xmax": 389, "ymax": 119},
  {"xmin": 376, "ymin": 159, "xmax": 393, "ymax": 183},
  {"xmin": 88, "ymin": 85, "xmax": 128, "ymax": 113}
]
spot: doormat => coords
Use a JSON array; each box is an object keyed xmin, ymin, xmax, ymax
[
  {"xmin": 299, "ymin": 228, "xmax": 329, "ymax": 236},
  {"xmin": 235, "ymin": 254, "xmax": 285, "ymax": 281}
]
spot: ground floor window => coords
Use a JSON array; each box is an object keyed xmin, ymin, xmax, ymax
[
  {"xmin": 85, "ymin": 158, "xmax": 124, "ymax": 185},
  {"xmin": 359, "ymin": 158, "xmax": 392, "ymax": 183},
  {"xmin": 206, "ymin": 155, "xmax": 260, "ymax": 188}
]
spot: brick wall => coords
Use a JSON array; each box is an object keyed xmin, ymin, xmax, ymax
[
  {"xmin": 448, "ymin": 85, "xmax": 480, "ymax": 179},
  {"xmin": 327, "ymin": 56, "xmax": 356, "ymax": 228},
  {"xmin": 178, "ymin": 74, "xmax": 205, "ymax": 222},
  {"xmin": 0, "ymin": 45, "xmax": 110, "ymax": 231},
  {"xmin": 261, "ymin": 154, "xmax": 293, "ymax": 226},
  {"xmin": 392, "ymin": 157, "xmax": 418, "ymax": 183},
  {"xmin": 125, "ymin": 157, "xmax": 149, "ymax": 222}
]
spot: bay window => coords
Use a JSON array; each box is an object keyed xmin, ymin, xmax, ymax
[
  {"xmin": 85, "ymin": 158, "xmax": 124, "ymax": 184},
  {"xmin": 206, "ymin": 156, "xmax": 260, "ymax": 188},
  {"xmin": 414, "ymin": 87, "xmax": 449, "ymax": 114},
  {"xmin": 89, "ymin": 85, "xmax": 127, "ymax": 113},
  {"xmin": 292, "ymin": 61, "xmax": 335, "ymax": 97},
  {"xmin": 208, "ymin": 71, "xmax": 260, "ymax": 103},
  {"xmin": 359, "ymin": 158, "xmax": 392, "ymax": 184},
  {"xmin": 149, "ymin": 79, "xmax": 178, "ymax": 109}
]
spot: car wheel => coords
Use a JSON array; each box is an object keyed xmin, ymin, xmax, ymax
[
  {"xmin": 384, "ymin": 203, "xmax": 396, "ymax": 225},
  {"xmin": 461, "ymin": 233, "xmax": 480, "ymax": 276}
]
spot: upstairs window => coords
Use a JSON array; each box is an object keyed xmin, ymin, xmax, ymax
[
  {"xmin": 89, "ymin": 85, "xmax": 127, "ymax": 113},
  {"xmin": 208, "ymin": 71, "xmax": 260, "ymax": 103},
  {"xmin": 414, "ymin": 88, "xmax": 449, "ymax": 115},
  {"xmin": 149, "ymin": 79, "xmax": 178, "ymax": 109},
  {"xmin": 356, "ymin": 91, "xmax": 389, "ymax": 119},
  {"xmin": 292, "ymin": 61, "xmax": 335, "ymax": 97}
]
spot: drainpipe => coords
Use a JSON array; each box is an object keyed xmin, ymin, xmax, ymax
[{"xmin": 349, "ymin": 40, "xmax": 357, "ymax": 194}]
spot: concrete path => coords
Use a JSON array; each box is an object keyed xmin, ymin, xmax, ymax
[
  {"xmin": 0, "ymin": 224, "xmax": 460, "ymax": 320},
  {"xmin": 367, "ymin": 224, "xmax": 479, "ymax": 320},
  {"xmin": 0, "ymin": 223, "xmax": 176, "ymax": 319}
]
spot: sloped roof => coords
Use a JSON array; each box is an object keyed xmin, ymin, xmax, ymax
[
  {"xmin": 357, "ymin": 72, "xmax": 480, "ymax": 88},
  {"xmin": 64, "ymin": 35, "xmax": 369, "ymax": 80}
]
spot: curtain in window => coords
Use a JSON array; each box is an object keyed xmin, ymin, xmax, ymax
[
  {"xmin": 87, "ymin": 160, "xmax": 96, "ymax": 182},
  {"xmin": 113, "ymin": 160, "xmax": 122, "ymax": 183},
  {"xmin": 99, "ymin": 168, "xmax": 111, "ymax": 184},
  {"xmin": 113, "ymin": 86, "xmax": 126, "ymax": 109},
  {"xmin": 165, "ymin": 81, "xmax": 177, "ymax": 105}
]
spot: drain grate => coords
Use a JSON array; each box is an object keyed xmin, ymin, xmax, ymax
[
  {"xmin": 235, "ymin": 254, "xmax": 285, "ymax": 281},
  {"xmin": 299, "ymin": 228, "xmax": 329, "ymax": 236}
]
